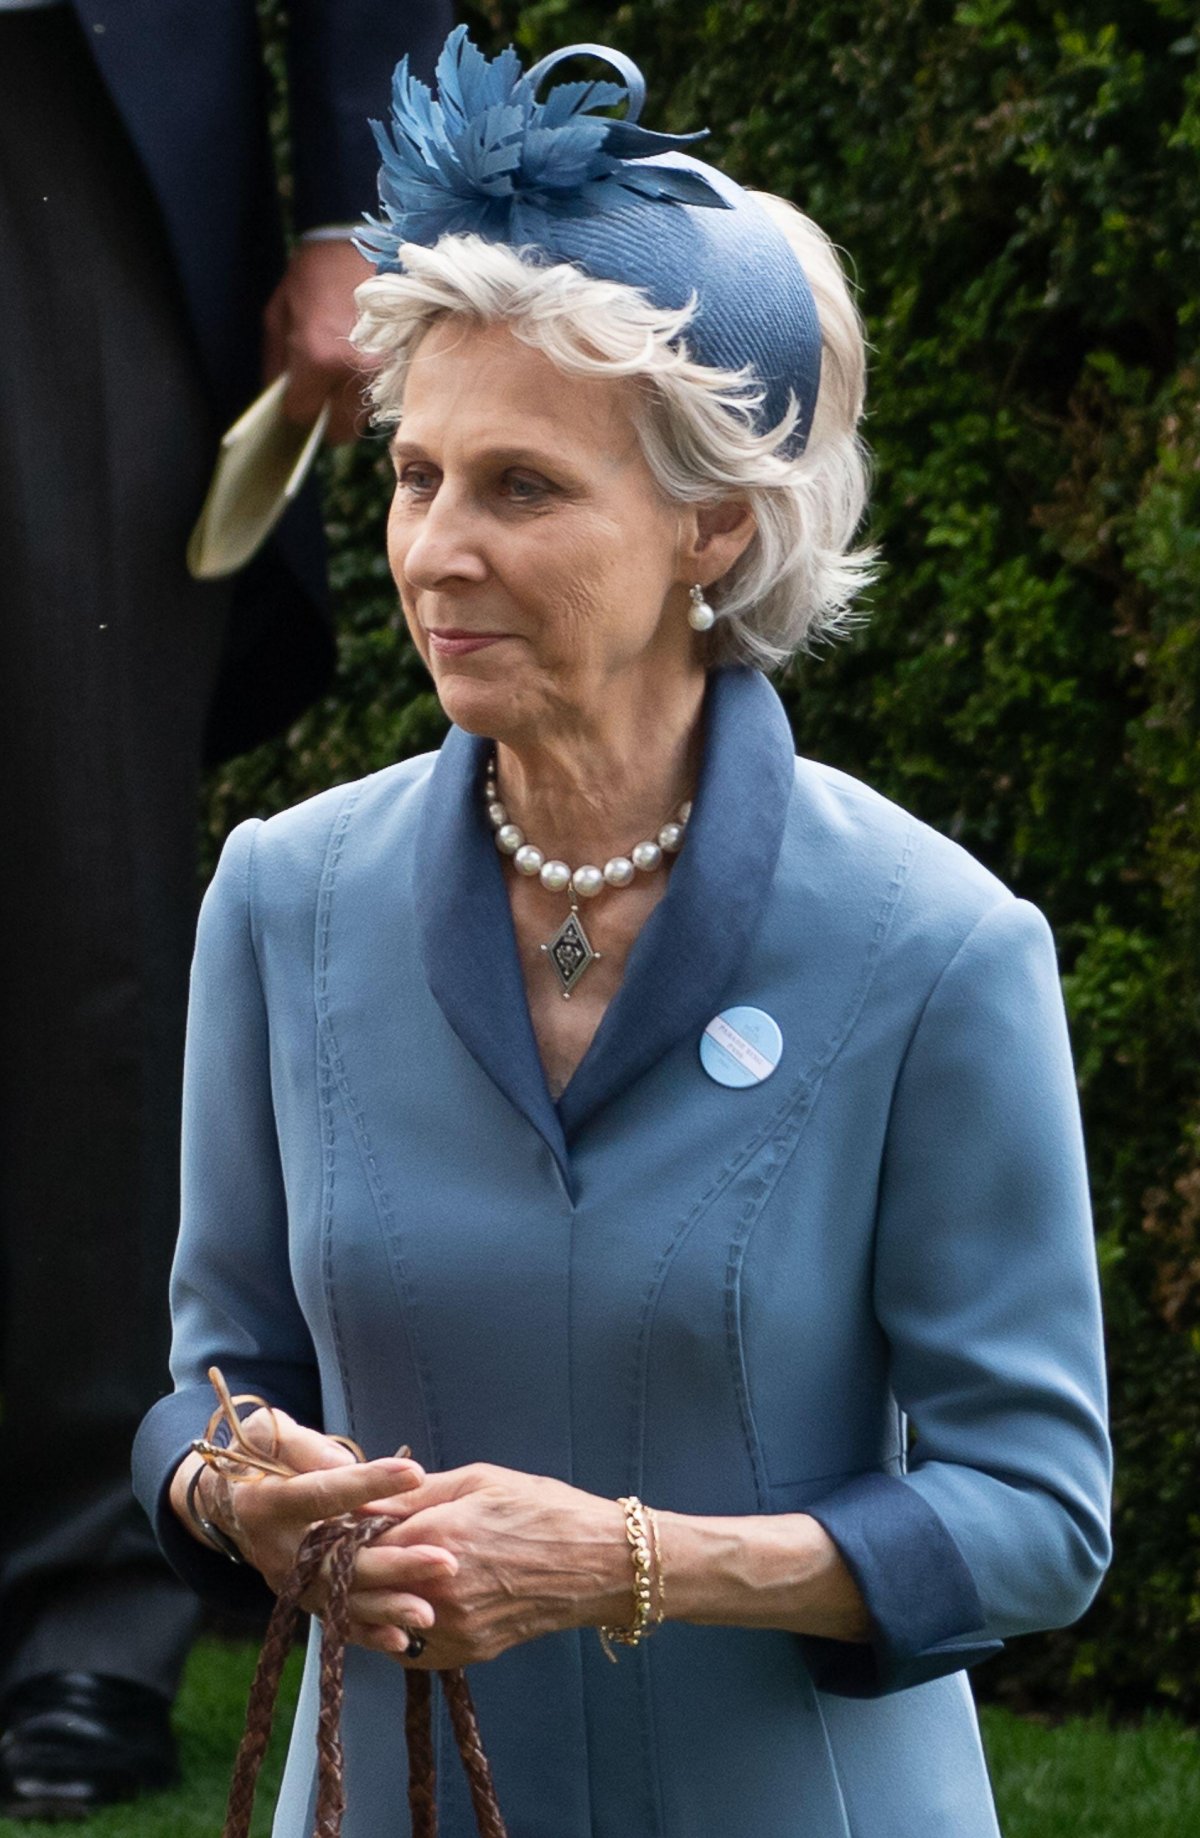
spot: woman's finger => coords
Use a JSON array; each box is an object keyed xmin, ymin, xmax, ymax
[
  {"xmin": 227, "ymin": 1407, "xmax": 395, "ymax": 1479},
  {"xmin": 346, "ymin": 1621, "xmax": 418, "ymax": 1659},
  {"xmin": 232, "ymin": 1404, "xmax": 294, "ymax": 1458},
  {"xmin": 356, "ymin": 1462, "xmax": 505, "ymax": 1521},
  {"xmin": 351, "ymin": 1543, "xmax": 459, "ymax": 1589},
  {"xmin": 230, "ymin": 1410, "xmax": 358, "ymax": 1475},
  {"xmin": 278, "ymin": 1426, "xmax": 358, "ymax": 1471},
  {"xmin": 345, "ymin": 1590, "xmax": 437, "ymax": 1630},
  {"xmin": 240, "ymin": 1457, "xmax": 423, "ymax": 1526}
]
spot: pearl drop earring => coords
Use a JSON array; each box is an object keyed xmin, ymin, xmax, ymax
[{"xmin": 688, "ymin": 584, "xmax": 716, "ymax": 631}]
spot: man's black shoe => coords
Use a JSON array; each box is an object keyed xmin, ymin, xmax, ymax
[{"xmin": 0, "ymin": 1671, "xmax": 179, "ymax": 1821}]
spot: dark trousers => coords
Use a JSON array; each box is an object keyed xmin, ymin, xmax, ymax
[{"xmin": 0, "ymin": 9, "xmax": 234, "ymax": 1697}]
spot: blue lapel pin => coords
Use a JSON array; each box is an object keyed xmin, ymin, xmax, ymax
[{"xmin": 700, "ymin": 1007, "xmax": 783, "ymax": 1088}]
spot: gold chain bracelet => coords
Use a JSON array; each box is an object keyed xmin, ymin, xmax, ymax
[{"xmin": 599, "ymin": 1495, "xmax": 663, "ymax": 1663}]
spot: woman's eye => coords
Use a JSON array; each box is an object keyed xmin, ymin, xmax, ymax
[
  {"xmin": 505, "ymin": 473, "xmax": 550, "ymax": 502},
  {"xmin": 398, "ymin": 465, "xmax": 438, "ymax": 496}
]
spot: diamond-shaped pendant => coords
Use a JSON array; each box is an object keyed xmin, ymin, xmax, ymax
[{"xmin": 541, "ymin": 907, "xmax": 600, "ymax": 999}]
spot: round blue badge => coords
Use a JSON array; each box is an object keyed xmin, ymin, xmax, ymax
[{"xmin": 699, "ymin": 1006, "xmax": 783, "ymax": 1089}]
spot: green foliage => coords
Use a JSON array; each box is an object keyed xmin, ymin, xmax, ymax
[{"xmin": 217, "ymin": 2, "xmax": 1200, "ymax": 1714}]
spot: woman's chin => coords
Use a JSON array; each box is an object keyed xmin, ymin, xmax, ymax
[{"xmin": 430, "ymin": 663, "xmax": 526, "ymax": 738}]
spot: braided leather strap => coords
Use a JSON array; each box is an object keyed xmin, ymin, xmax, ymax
[
  {"xmin": 404, "ymin": 1669, "xmax": 437, "ymax": 1838},
  {"xmin": 441, "ymin": 1666, "xmax": 507, "ymax": 1838},
  {"xmin": 221, "ymin": 1514, "xmax": 507, "ymax": 1838}
]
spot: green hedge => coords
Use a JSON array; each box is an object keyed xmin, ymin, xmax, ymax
[{"xmin": 219, "ymin": 0, "xmax": 1200, "ymax": 1716}]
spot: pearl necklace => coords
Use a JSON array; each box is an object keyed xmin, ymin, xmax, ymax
[{"xmin": 484, "ymin": 754, "xmax": 692, "ymax": 999}]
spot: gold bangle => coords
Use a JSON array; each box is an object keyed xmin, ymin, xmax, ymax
[
  {"xmin": 646, "ymin": 1505, "xmax": 665, "ymax": 1628},
  {"xmin": 598, "ymin": 1496, "xmax": 658, "ymax": 1663}
]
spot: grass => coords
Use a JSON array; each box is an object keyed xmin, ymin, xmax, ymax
[
  {"xmin": 0, "ymin": 1641, "xmax": 302, "ymax": 1838},
  {"xmin": 0, "ymin": 1641, "xmax": 1196, "ymax": 1836},
  {"xmin": 982, "ymin": 1706, "xmax": 1200, "ymax": 1838}
]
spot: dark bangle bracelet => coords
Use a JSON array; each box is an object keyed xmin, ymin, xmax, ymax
[{"xmin": 185, "ymin": 1463, "xmax": 246, "ymax": 1565}]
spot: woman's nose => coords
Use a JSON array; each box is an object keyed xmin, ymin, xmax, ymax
[{"xmin": 398, "ymin": 484, "xmax": 489, "ymax": 590}]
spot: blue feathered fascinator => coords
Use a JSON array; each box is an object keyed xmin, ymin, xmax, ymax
[{"xmin": 360, "ymin": 28, "xmax": 822, "ymax": 453}]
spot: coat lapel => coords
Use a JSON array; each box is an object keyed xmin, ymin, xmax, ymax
[
  {"xmin": 413, "ymin": 667, "xmax": 796, "ymax": 1167},
  {"xmin": 558, "ymin": 666, "xmax": 795, "ymax": 1138},
  {"xmin": 413, "ymin": 721, "xmax": 571, "ymax": 1178}
]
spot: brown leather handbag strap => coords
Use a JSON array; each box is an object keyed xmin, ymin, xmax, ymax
[{"xmin": 221, "ymin": 1514, "xmax": 507, "ymax": 1838}]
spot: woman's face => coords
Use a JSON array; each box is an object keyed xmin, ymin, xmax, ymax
[{"xmin": 386, "ymin": 318, "xmax": 699, "ymax": 742}]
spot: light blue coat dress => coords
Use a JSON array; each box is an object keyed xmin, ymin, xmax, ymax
[{"xmin": 133, "ymin": 666, "xmax": 1111, "ymax": 1838}]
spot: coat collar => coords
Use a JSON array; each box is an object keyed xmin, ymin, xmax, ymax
[{"xmin": 413, "ymin": 666, "xmax": 795, "ymax": 1180}]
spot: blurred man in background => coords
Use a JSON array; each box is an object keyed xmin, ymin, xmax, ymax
[{"xmin": 0, "ymin": 0, "xmax": 449, "ymax": 1817}]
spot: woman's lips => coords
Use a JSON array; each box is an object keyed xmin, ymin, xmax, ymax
[{"xmin": 426, "ymin": 629, "xmax": 508, "ymax": 657}]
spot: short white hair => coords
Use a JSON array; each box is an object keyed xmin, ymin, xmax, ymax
[{"xmin": 352, "ymin": 199, "xmax": 876, "ymax": 668}]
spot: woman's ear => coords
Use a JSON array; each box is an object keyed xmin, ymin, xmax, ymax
[{"xmin": 679, "ymin": 497, "xmax": 757, "ymax": 587}]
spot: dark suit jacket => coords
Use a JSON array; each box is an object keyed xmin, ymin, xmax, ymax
[{"xmin": 73, "ymin": 0, "xmax": 451, "ymax": 759}]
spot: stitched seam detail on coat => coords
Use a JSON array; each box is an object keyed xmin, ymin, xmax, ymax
[
  {"xmin": 314, "ymin": 788, "xmax": 445, "ymax": 1469},
  {"xmin": 627, "ymin": 1072, "xmax": 817, "ymax": 1496},
  {"xmin": 724, "ymin": 1099, "xmax": 821, "ymax": 1509},
  {"xmin": 798, "ymin": 817, "xmax": 923, "ymax": 1087},
  {"xmin": 313, "ymin": 781, "xmax": 368, "ymax": 1441},
  {"xmin": 640, "ymin": 1637, "xmax": 668, "ymax": 1838},
  {"xmin": 722, "ymin": 819, "xmax": 926, "ymax": 1501},
  {"xmin": 628, "ymin": 819, "xmax": 923, "ymax": 1504},
  {"xmin": 328, "ymin": 1051, "xmax": 447, "ymax": 1469},
  {"xmin": 865, "ymin": 888, "xmax": 1022, "ymax": 1353},
  {"xmin": 888, "ymin": 885, "xmax": 1018, "ymax": 1093}
]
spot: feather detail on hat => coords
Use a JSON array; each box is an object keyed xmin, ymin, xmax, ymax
[{"xmin": 358, "ymin": 25, "xmax": 729, "ymax": 264}]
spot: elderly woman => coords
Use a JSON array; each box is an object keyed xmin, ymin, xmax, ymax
[{"xmin": 133, "ymin": 29, "xmax": 1111, "ymax": 1838}]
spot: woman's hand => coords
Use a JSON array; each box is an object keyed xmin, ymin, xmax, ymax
[
  {"xmin": 353, "ymin": 1463, "xmax": 630, "ymax": 1669},
  {"xmin": 356, "ymin": 1464, "xmax": 872, "ymax": 1665},
  {"xmin": 169, "ymin": 1410, "xmax": 459, "ymax": 1658}
]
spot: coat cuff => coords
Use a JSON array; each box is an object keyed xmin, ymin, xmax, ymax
[
  {"xmin": 802, "ymin": 1472, "xmax": 1003, "ymax": 1697},
  {"xmin": 132, "ymin": 1384, "xmax": 278, "ymax": 1618}
]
